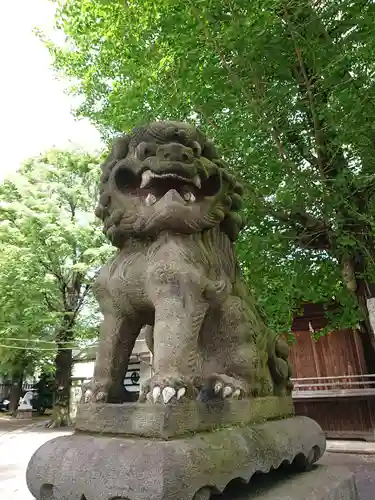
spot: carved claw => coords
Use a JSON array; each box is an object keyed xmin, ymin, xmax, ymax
[
  {"xmin": 152, "ymin": 386, "xmax": 161, "ymax": 403},
  {"xmin": 83, "ymin": 385, "xmax": 108, "ymax": 403},
  {"xmin": 162, "ymin": 387, "xmax": 176, "ymax": 403},
  {"xmin": 152, "ymin": 385, "xmax": 186, "ymax": 404},
  {"xmin": 84, "ymin": 389, "xmax": 93, "ymax": 403},
  {"xmin": 139, "ymin": 374, "xmax": 195, "ymax": 404},
  {"xmin": 177, "ymin": 387, "xmax": 186, "ymax": 400},
  {"xmin": 223, "ymin": 386, "xmax": 233, "ymax": 398},
  {"xmin": 93, "ymin": 391, "xmax": 107, "ymax": 402},
  {"xmin": 214, "ymin": 382, "xmax": 223, "ymax": 394},
  {"xmin": 198, "ymin": 374, "xmax": 248, "ymax": 402}
]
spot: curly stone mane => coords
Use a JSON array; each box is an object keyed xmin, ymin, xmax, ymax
[{"xmin": 95, "ymin": 121, "xmax": 245, "ymax": 247}]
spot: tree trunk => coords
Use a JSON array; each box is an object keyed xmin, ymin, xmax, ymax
[
  {"xmin": 47, "ymin": 345, "xmax": 73, "ymax": 428},
  {"xmin": 9, "ymin": 373, "xmax": 24, "ymax": 416},
  {"xmin": 355, "ymin": 288, "xmax": 375, "ymax": 374},
  {"xmin": 339, "ymin": 255, "xmax": 375, "ymax": 372}
]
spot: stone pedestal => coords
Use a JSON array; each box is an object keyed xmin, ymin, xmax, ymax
[
  {"xmin": 27, "ymin": 409, "xmax": 327, "ymax": 500},
  {"xmin": 16, "ymin": 408, "xmax": 32, "ymax": 419},
  {"xmin": 75, "ymin": 396, "xmax": 294, "ymax": 438},
  {"xmin": 233, "ymin": 465, "xmax": 358, "ymax": 500}
]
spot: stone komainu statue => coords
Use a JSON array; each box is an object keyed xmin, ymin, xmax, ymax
[{"xmin": 86, "ymin": 121, "xmax": 293, "ymax": 405}]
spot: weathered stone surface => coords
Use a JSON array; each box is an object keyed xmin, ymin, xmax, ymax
[
  {"xmin": 75, "ymin": 396, "xmax": 294, "ymax": 439},
  {"xmin": 26, "ymin": 121, "xmax": 331, "ymax": 500},
  {"xmin": 234, "ymin": 465, "xmax": 358, "ymax": 500},
  {"xmin": 16, "ymin": 409, "xmax": 32, "ymax": 419},
  {"xmin": 27, "ymin": 416, "xmax": 325, "ymax": 500},
  {"xmin": 85, "ymin": 121, "xmax": 293, "ymax": 407}
]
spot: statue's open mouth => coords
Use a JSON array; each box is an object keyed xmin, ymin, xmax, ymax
[
  {"xmin": 115, "ymin": 163, "xmax": 221, "ymax": 206},
  {"xmin": 140, "ymin": 170, "xmax": 201, "ymax": 206}
]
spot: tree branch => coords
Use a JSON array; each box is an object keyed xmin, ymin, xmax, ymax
[
  {"xmin": 270, "ymin": 207, "xmax": 331, "ymax": 250},
  {"xmin": 42, "ymin": 292, "xmax": 61, "ymax": 313}
]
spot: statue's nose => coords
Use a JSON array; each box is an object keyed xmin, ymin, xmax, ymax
[{"xmin": 156, "ymin": 143, "xmax": 194, "ymax": 163}]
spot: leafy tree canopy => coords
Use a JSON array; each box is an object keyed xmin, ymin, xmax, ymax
[
  {"xmin": 0, "ymin": 149, "xmax": 111, "ymax": 421},
  {"xmin": 42, "ymin": 0, "xmax": 375, "ymax": 334}
]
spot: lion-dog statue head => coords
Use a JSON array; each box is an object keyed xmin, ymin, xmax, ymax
[{"xmin": 95, "ymin": 121, "xmax": 245, "ymax": 247}]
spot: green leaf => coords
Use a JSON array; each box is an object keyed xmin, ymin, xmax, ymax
[{"xmin": 40, "ymin": 0, "xmax": 375, "ymax": 333}]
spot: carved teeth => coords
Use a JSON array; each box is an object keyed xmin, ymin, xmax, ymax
[
  {"xmin": 162, "ymin": 387, "xmax": 176, "ymax": 404},
  {"xmin": 145, "ymin": 193, "xmax": 157, "ymax": 206},
  {"xmin": 193, "ymin": 175, "xmax": 201, "ymax": 189},
  {"xmin": 141, "ymin": 171, "xmax": 201, "ymax": 191},
  {"xmin": 140, "ymin": 170, "xmax": 154, "ymax": 188},
  {"xmin": 183, "ymin": 192, "xmax": 196, "ymax": 202}
]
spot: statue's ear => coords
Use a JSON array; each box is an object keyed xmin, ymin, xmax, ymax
[{"xmin": 112, "ymin": 135, "xmax": 130, "ymax": 160}]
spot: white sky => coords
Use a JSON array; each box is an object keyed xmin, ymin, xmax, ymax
[{"xmin": 0, "ymin": 0, "xmax": 103, "ymax": 181}]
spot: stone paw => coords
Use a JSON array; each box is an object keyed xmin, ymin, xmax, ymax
[
  {"xmin": 197, "ymin": 374, "xmax": 249, "ymax": 402},
  {"xmin": 138, "ymin": 374, "xmax": 196, "ymax": 404}
]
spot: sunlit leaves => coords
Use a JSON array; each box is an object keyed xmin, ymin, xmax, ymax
[
  {"xmin": 0, "ymin": 149, "xmax": 110, "ymax": 375},
  {"xmin": 45, "ymin": 0, "xmax": 375, "ymax": 332}
]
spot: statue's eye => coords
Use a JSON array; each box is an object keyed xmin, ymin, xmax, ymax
[
  {"xmin": 191, "ymin": 141, "xmax": 202, "ymax": 157},
  {"xmin": 136, "ymin": 142, "xmax": 157, "ymax": 161},
  {"xmin": 115, "ymin": 167, "xmax": 139, "ymax": 191}
]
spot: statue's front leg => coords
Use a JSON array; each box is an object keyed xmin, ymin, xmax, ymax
[
  {"xmin": 140, "ymin": 266, "xmax": 208, "ymax": 404},
  {"xmin": 84, "ymin": 313, "xmax": 141, "ymax": 403}
]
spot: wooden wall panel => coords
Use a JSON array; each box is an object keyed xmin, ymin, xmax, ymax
[
  {"xmin": 289, "ymin": 331, "xmax": 317, "ymax": 379},
  {"xmin": 294, "ymin": 400, "xmax": 375, "ymax": 441},
  {"xmin": 290, "ymin": 328, "xmax": 368, "ymax": 379},
  {"xmin": 289, "ymin": 305, "xmax": 375, "ymax": 440}
]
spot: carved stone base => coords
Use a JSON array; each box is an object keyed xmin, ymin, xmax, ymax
[
  {"xmin": 16, "ymin": 409, "xmax": 32, "ymax": 419},
  {"xmin": 75, "ymin": 396, "xmax": 294, "ymax": 439},
  {"xmin": 234, "ymin": 466, "xmax": 358, "ymax": 500},
  {"xmin": 27, "ymin": 415, "xmax": 326, "ymax": 500}
]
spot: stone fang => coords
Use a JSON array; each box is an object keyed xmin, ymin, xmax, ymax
[
  {"xmin": 140, "ymin": 170, "xmax": 154, "ymax": 188},
  {"xmin": 193, "ymin": 175, "xmax": 201, "ymax": 189}
]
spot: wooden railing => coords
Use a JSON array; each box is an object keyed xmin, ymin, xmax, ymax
[{"xmin": 292, "ymin": 374, "xmax": 375, "ymax": 399}]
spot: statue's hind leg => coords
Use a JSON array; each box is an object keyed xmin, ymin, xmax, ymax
[{"xmin": 199, "ymin": 296, "xmax": 273, "ymax": 401}]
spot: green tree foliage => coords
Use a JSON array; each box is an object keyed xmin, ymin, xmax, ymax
[
  {"xmin": 0, "ymin": 149, "xmax": 111, "ymax": 424},
  {"xmin": 0, "ymin": 243, "xmax": 58, "ymax": 412},
  {"xmin": 0, "ymin": 245, "xmax": 57, "ymax": 371},
  {"xmin": 44, "ymin": 1, "xmax": 375, "ymax": 352}
]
